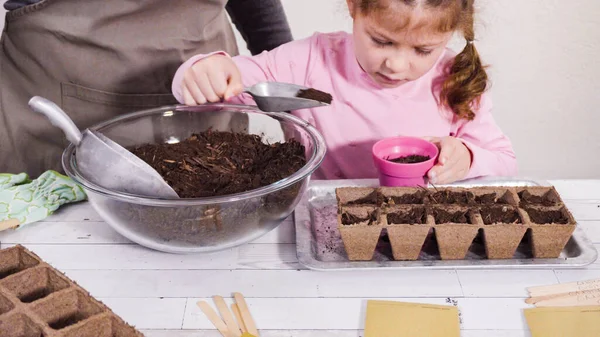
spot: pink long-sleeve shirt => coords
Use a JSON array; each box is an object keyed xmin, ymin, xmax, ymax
[{"xmin": 172, "ymin": 31, "xmax": 517, "ymax": 180}]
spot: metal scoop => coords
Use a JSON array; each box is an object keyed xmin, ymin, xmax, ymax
[
  {"xmin": 29, "ymin": 96, "xmax": 180, "ymax": 199},
  {"xmin": 243, "ymin": 82, "xmax": 331, "ymax": 112}
]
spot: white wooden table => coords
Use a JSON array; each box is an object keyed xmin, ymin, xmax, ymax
[{"xmin": 1, "ymin": 180, "xmax": 600, "ymax": 337}]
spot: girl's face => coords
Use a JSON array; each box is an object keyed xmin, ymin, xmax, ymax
[{"xmin": 349, "ymin": 1, "xmax": 454, "ymax": 88}]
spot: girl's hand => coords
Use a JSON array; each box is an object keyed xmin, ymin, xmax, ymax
[
  {"xmin": 423, "ymin": 137, "xmax": 472, "ymax": 185},
  {"xmin": 182, "ymin": 54, "xmax": 244, "ymax": 105}
]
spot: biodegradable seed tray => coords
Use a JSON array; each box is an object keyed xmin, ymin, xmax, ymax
[
  {"xmin": 294, "ymin": 178, "xmax": 598, "ymax": 270},
  {"xmin": 336, "ymin": 185, "xmax": 576, "ymax": 261},
  {"xmin": 0, "ymin": 245, "xmax": 143, "ymax": 337}
]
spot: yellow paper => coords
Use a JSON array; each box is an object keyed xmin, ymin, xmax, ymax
[
  {"xmin": 364, "ymin": 300, "xmax": 460, "ymax": 337},
  {"xmin": 525, "ymin": 306, "xmax": 600, "ymax": 337}
]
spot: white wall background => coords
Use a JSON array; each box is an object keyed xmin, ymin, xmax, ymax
[{"xmin": 2, "ymin": 0, "xmax": 599, "ymax": 179}]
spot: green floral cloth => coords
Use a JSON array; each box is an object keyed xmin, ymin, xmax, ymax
[{"xmin": 0, "ymin": 171, "xmax": 87, "ymax": 227}]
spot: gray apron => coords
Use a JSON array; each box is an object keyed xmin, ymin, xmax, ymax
[{"xmin": 0, "ymin": 0, "xmax": 239, "ymax": 176}]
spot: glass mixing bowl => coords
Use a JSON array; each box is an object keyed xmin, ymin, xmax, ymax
[{"xmin": 62, "ymin": 104, "xmax": 326, "ymax": 253}]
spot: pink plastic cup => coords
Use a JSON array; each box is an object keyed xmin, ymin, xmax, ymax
[{"xmin": 372, "ymin": 136, "xmax": 439, "ymax": 187}]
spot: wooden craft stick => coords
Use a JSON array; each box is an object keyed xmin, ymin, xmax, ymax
[
  {"xmin": 527, "ymin": 279, "xmax": 600, "ymax": 297},
  {"xmin": 197, "ymin": 301, "xmax": 230, "ymax": 337},
  {"xmin": 231, "ymin": 303, "xmax": 247, "ymax": 332},
  {"xmin": 535, "ymin": 294, "xmax": 600, "ymax": 307},
  {"xmin": 528, "ymin": 285, "xmax": 600, "ymax": 298},
  {"xmin": 0, "ymin": 219, "xmax": 19, "ymax": 232},
  {"xmin": 526, "ymin": 288, "xmax": 600, "ymax": 305},
  {"xmin": 233, "ymin": 292, "xmax": 259, "ymax": 336},
  {"xmin": 213, "ymin": 296, "xmax": 242, "ymax": 337}
]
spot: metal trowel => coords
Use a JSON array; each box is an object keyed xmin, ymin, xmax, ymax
[
  {"xmin": 29, "ymin": 96, "xmax": 179, "ymax": 199},
  {"xmin": 243, "ymin": 82, "xmax": 331, "ymax": 112}
]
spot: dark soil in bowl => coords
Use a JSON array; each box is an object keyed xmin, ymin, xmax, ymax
[
  {"xmin": 110, "ymin": 180, "xmax": 303, "ymax": 246},
  {"xmin": 480, "ymin": 206, "xmax": 521, "ymax": 224},
  {"xmin": 116, "ymin": 129, "xmax": 309, "ymax": 246},
  {"xmin": 386, "ymin": 155, "xmax": 430, "ymax": 164},
  {"xmin": 526, "ymin": 208, "xmax": 569, "ymax": 224},
  {"xmin": 130, "ymin": 129, "xmax": 306, "ymax": 198}
]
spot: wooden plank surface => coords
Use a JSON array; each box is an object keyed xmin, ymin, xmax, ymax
[{"xmin": 0, "ymin": 179, "xmax": 597, "ymax": 336}]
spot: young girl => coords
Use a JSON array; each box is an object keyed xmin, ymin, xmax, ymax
[{"xmin": 171, "ymin": 0, "xmax": 517, "ymax": 184}]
